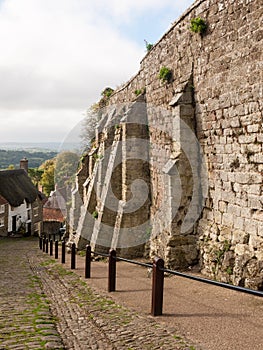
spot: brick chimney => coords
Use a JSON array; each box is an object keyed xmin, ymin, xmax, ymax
[{"xmin": 20, "ymin": 157, "xmax": 28, "ymax": 173}]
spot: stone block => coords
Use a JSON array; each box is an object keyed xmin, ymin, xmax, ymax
[
  {"xmin": 245, "ymin": 220, "xmax": 258, "ymax": 236},
  {"xmin": 248, "ymin": 233, "xmax": 263, "ymax": 249},
  {"xmin": 214, "ymin": 210, "xmax": 222, "ymax": 225},
  {"xmin": 234, "ymin": 243, "xmax": 254, "ymax": 257},
  {"xmin": 218, "ymin": 227, "xmax": 232, "ymax": 242},
  {"xmin": 230, "ymin": 117, "xmax": 240, "ymax": 128},
  {"xmin": 227, "ymin": 204, "xmax": 241, "ymax": 216},
  {"xmin": 232, "ymin": 230, "xmax": 248, "ymax": 245},
  {"xmin": 233, "ymin": 216, "xmax": 244, "ymax": 230},
  {"xmin": 248, "ymin": 195, "xmax": 262, "ymax": 210},
  {"xmin": 235, "ymin": 172, "xmax": 251, "ymax": 184},
  {"xmin": 247, "ymin": 124, "xmax": 259, "ymax": 133},
  {"xmin": 238, "ymin": 134, "xmax": 256, "ymax": 144},
  {"xmin": 222, "ymin": 213, "xmax": 234, "ymax": 227}
]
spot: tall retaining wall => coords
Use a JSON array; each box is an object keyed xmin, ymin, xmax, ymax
[{"xmin": 70, "ymin": 0, "xmax": 263, "ymax": 289}]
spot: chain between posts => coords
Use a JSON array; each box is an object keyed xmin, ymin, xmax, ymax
[{"xmin": 39, "ymin": 241, "xmax": 263, "ymax": 317}]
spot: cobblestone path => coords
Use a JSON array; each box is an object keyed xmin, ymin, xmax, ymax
[
  {"xmin": 0, "ymin": 238, "xmax": 196, "ymax": 350},
  {"xmin": 0, "ymin": 238, "xmax": 64, "ymax": 350}
]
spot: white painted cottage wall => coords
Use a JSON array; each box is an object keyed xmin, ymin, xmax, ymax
[{"xmin": 8, "ymin": 201, "xmax": 31, "ymax": 232}]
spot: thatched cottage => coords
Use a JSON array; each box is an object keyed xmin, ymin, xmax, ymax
[{"xmin": 0, "ymin": 161, "xmax": 44, "ymax": 236}]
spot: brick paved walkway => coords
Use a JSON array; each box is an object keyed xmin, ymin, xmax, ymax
[{"xmin": 0, "ymin": 238, "xmax": 195, "ymax": 350}]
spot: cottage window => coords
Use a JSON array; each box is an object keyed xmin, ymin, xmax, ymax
[
  {"xmin": 0, "ymin": 217, "xmax": 4, "ymax": 227},
  {"xmin": 0, "ymin": 205, "xmax": 5, "ymax": 213}
]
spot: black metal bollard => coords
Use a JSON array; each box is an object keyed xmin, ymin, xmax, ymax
[
  {"xmin": 55, "ymin": 240, "xmax": 59, "ymax": 259},
  {"xmin": 45, "ymin": 238, "xmax": 49, "ymax": 254},
  {"xmin": 39, "ymin": 236, "xmax": 42, "ymax": 250},
  {"xmin": 108, "ymin": 249, "xmax": 116, "ymax": 292},
  {"xmin": 85, "ymin": 245, "xmax": 91, "ymax": 278},
  {"xmin": 61, "ymin": 241, "xmax": 66, "ymax": 264},
  {"xmin": 71, "ymin": 243, "xmax": 76, "ymax": 269},
  {"xmin": 42, "ymin": 237, "xmax": 45, "ymax": 252},
  {"xmin": 151, "ymin": 257, "xmax": 164, "ymax": 316},
  {"xmin": 50, "ymin": 239, "xmax": 53, "ymax": 256}
]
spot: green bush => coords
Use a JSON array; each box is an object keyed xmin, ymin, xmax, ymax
[
  {"xmin": 134, "ymin": 89, "xmax": 142, "ymax": 96},
  {"xmin": 92, "ymin": 210, "xmax": 98, "ymax": 219},
  {"xmin": 159, "ymin": 66, "xmax": 172, "ymax": 83},
  {"xmin": 144, "ymin": 40, "xmax": 153, "ymax": 52},
  {"xmin": 101, "ymin": 87, "xmax": 114, "ymax": 98},
  {"xmin": 190, "ymin": 17, "xmax": 207, "ymax": 34}
]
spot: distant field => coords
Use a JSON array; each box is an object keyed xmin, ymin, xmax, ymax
[{"xmin": 0, "ymin": 149, "xmax": 57, "ymax": 169}]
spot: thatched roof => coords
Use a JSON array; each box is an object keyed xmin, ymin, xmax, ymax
[{"xmin": 0, "ymin": 169, "xmax": 39, "ymax": 207}]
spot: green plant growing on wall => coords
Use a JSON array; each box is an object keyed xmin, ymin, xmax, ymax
[
  {"xmin": 144, "ymin": 39, "xmax": 153, "ymax": 52},
  {"xmin": 93, "ymin": 153, "xmax": 103, "ymax": 161},
  {"xmin": 190, "ymin": 17, "xmax": 207, "ymax": 34},
  {"xmin": 226, "ymin": 266, "xmax": 233, "ymax": 275},
  {"xmin": 223, "ymin": 239, "xmax": 231, "ymax": 252},
  {"xmin": 213, "ymin": 240, "xmax": 231, "ymax": 265},
  {"xmin": 134, "ymin": 87, "xmax": 146, "ymax": 96},
  {"xmin": 134, "ymin": 89, "xmax": 142, "ymax": 96},
  {"xmin": 91, "ymin": 87, "xmax": 114, "ymax": 111},
  {"xmin": 101, "ymin": 87, "xmax": 114, "ymax": 98},
  {"xmin": 92, "ymin": 210, "xmax": 98, "ymax": 219},
  {"xmin": 159, "ymin": 66, "xmax": 172, "ymax": 84}
]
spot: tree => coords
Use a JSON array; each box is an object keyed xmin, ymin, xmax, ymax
[
  {"xmin": 28, "ymin": 168, "xmax": 44, "ymax": 187},
  {"xmin": 80, "ymin": 107, "xmax": 101, "ymax": 151},
  {"xmin": 7, "ymin": 164, "xmax": 15, "ymax": 170},
  {"xmin": 39, "ymin": 159, "xmax": 55, "ymax": 196},
  {"xmin": 55, "ymin": 151, "xmax": 79, "ymax": 188},
  {"xmin": 80, "ymin": 87, "xmax": 114, "ymax": 150}
]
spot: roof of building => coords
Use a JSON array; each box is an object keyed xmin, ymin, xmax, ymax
[
  {"xmin": 43, "ymin": 188, "xmax": 67, "ymax": 217},
  {"xmin": 0, "ymin": 169, "xmax": 39, "ymax": 207},
  {"xmin": 43, "ymin": 207, "xmax": 65, "ymax": 223},
  {"xmin": 0, "ymin": 195, "xmax": 8, "ymax": 205}
]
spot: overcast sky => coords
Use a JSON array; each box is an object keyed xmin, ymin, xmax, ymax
[{"xmin": 0, "ymin": 0, "xmax": 193, "ymax": 145}]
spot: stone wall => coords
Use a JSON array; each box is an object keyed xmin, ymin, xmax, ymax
[{"xmin": 69, "ymin": 0, "xmax": 263, "ymax": 289}]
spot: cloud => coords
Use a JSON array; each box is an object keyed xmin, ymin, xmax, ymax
[
  {"xmin": 0, "ymin": 108, "xmax": 85, "ymax": 143},
  {"xmin": 0, "ymin": 0, "xmax": 194, "ymax": 143},
  {"xmin": 0, "ymin": 0, "xmax": 143, "ymax": 110},
  {"xmin": 92, "ymin": 0, "xmax": 193, "ymax": 23}
]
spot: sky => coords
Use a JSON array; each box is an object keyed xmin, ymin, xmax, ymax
[{"xmin": 0, "ymin": 0, "xmax": 194, "ymax": 145}]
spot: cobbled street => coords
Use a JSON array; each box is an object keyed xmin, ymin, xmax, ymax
[{"xmin": 0, "ymin": 238, "xmax": 194, "ymax": 350}]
